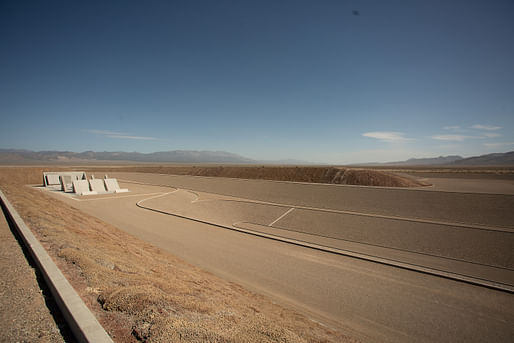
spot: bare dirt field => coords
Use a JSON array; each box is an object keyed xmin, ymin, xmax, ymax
[
  {"xmin": 85, "ymin": 165, "xmax": 429, "ymax": 187},
  {"xmin": 2, "ymin": 165, "xmax": 514, "ymax": 343},
  {"xmin": 368, "ymin": 165, "xmax": 514, "ymax": 194},
  {"xmin": 0, "ymin": 167, "xmax": 357, "ymax": 343}
]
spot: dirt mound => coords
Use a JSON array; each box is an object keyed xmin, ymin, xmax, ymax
[
  {"xmin": 333, "ymin": 169, "xmax": 428, "ymax": 187},
  {"xmin": 0, "ymin": 167, "xmax": 357, "ymax": 343},
  {"xmin": 97, "ymin": 166, "xmax": 429, "ymax": 187}
]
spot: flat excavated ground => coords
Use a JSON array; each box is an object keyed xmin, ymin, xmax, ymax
[
  {"xmin": 2, "ymin": 166, "xmax": 514, "ymax": 343},
  {"xmin": 42, "ymin": 170, "xmax": 514, "ymax": 343},
  {"xmin": 0, "ymin": 167, "xmax": 356, "ymax": 343}
]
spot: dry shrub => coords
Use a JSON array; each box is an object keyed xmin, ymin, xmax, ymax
[{"xmin": 99, "ymin": 285, "xmax": 172, "ymax": 315}]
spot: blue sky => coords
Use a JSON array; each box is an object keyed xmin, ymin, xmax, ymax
[{"xmin": 1, "ymin": 0, "xmax": 513, "ymax": 164}]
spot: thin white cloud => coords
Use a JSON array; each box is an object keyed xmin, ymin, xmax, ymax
[
  {"xmin": 481, "ymin": 132, "xmax": 502, "ymax": 138},
  {"xmin": 442, "ymin": 126, "xmax": 461, "ymax": 130},
  {"xmin": 431, "ymin": 134, "xmax": 472, "ymax": 141},
  {"xmin": 362, "ymin": 131, "xmax": 411, "ymax": 142},
  {"xmin": 84, "ymin": 129, "xmax": 158, "ymax": 140},
  {"xmin": 484, "ymin": 142, "xmax": 514, "ymax": 148},
  {"xmin": 83, "ymin": 129, "xmax": 125, "ymax": 135},
  {"xmin": 471, "ymin": 124, "xmax": 502, "ymax": 130},
  {"xmin": 107, "ymin": 135, "xmax": 158, "ymax": 141}
]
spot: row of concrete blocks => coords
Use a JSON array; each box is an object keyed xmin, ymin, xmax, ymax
[
  {"xmin": 73, "ymin": 177, "xmax": 128, "ymax": 196},
  {"xmin": 43, "ymin": 172, "xmax": 128, "ymax": 196},
  {"xmin": 43, "ymin": 171, "xmax": 86, "ymax": 190}
]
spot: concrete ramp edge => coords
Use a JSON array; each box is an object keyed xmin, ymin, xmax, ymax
[{"xmin": 0, "ymin": 189, "xmax": 113, "ymax": 343}]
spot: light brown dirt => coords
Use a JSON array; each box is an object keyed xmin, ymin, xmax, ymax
[
  {"xmin": 0, "ymin": 204, "xmax": 68, "ymax": 343},
  {"xmin": 90, "ymin": 165, "xmax": 429, "ymax": 187},
  {"xmin": 0, "ymin": 167, "xmax": 357, "ymax": 343}
]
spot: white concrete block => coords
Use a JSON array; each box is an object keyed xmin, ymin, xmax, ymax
[
  {"xmin": 89, "ymin": 179, "xmax": 107, "ymax": 193},
  {"xmin": 46, "ymin": 174, "xmax": 61, "ymax": 185},
  {"xmin": 104, "ymin": 178, "xmax": 128, "ymax": 193},
  {"xmin": 44, "ymin": 172, "xmax": 86, "ymax": 187},
  {"xmin": 104, "ymin": 178, "xmax": 119, "ymax": 191},
  {"xmin": 60, "ymin": 175, "xmax": 73, "ymax": 193},
  {"xmin": 72, "ymin": 180, "xmax": 97, "ymax": 196}
]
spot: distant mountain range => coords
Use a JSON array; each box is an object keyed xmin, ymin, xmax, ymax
[
  {"xmin": 0, "ymin": 149, "xmax": 311, "ymax": 165},
  {"xmin": 385, "ymin": 155, "xmax": 464, "ymax": 165},
  {"xmin": 0, "ymin": 149, "xmax": 512, "ymax": 165},
  {"xmin": 0, "ymin": 149, "xmax": 254, "ymax": 164},
  {"xmin": 375, "ymin": 151, "xmax": 514, "ymax": 166},
  {"xmin": 452, "ymin": 151, "xmax": 514, "ymax": 165}
]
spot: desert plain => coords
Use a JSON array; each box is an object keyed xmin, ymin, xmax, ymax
[{"xmin": 1, "ymin": 165, "xmax": 513, "ymax": 343}]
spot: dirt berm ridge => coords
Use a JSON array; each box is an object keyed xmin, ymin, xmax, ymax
[{"xmin": 96, "ymin": 166, "xmax": 428, "ymax": 187}]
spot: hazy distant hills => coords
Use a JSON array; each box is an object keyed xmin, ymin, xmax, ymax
[
  {"xmin": 452, "ymin": 151, "xmax": 514, "ymax": 165},
  {"xmin": 379, "ymin": 151, "xmax": 514, "ymax": 166},
  {"xmin": 386, "ymin": 155, "xmax": 464, "ymax": 165},
  {"xmin": 0, "ymin": 149, "xmax": 512, "ymax": 165},
  {"xmin": 0, "ymin": 149, "xmax": 255, "ymax": 164},
  {"xmin": 0, "ymin": 149, "xmax": 312, "ymax": 165}
]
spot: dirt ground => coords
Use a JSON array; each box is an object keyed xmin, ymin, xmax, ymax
[
  {"xmin": 0, "ymin": 203, "xmax": 69, "ymax": 343},
  {"xmin": 87, "ymin": 165, "xmax": 429, "ymax": 187},
  {"xmin": 0, "ymin": 167, "xmax": 358, "ymax": 343}
]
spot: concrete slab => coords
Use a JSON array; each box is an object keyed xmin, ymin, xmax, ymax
[
  {"xmin": 60, "ymin": 175, "xmax": 73, "ymax": 193},
  {"xmin": 46, "ymin": 174, "xmax": 61, "ymax": 185},
  {"xmin": 44, "ymin": 172, "xmax": 86, "ymax": 187},
  {"xmin": 104, "ymin": 178, "xmax": 128, "ymax": 193},
  {"xmin": 72, "ymin": 180, "xmax": 97, "ymax": 196},
  {"xmin": 89, "ymin": 179, "xmax": 108, "ymax": 194}
]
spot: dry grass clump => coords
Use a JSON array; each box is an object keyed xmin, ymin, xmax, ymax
[
  {"xmin": 93, "ymin": 165, "xmax": 428, "ymax": 187},
  {"xmin": 0, "ymin": 167, "xmax": 356, "ymax": 343}
]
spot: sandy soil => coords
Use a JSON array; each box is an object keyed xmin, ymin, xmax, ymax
[
  {"xmin": 38, "ymin": 170, "xmax": 514, "ymax": 343},
  {"xmin": 0, "ymin": 167, "xmax": 358, "ymax": 343},
  {"xmin": 109, "ymin": 172, "xmax": 514, "ymax": 228},
  {"xmin": 0, "ymin": 205, "xmax": 68, "ymax": 343}
]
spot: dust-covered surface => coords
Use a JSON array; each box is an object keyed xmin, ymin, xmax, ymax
[
  {"xmin": 0, "ymin": 167, "xmax": 358, "ymax": 343},
  {"xmin": 88, "ymin": 165, "xmax": 429, "ymax": 187},
  {"xmin": 0, "ymin": 200, "xmax": 68, "ymax": 342}
]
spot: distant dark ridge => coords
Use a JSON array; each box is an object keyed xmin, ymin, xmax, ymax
[
  {"xmin": 452, "ymin": 151, "xmax": 514, "ymax": 165},
  {"xmin": 360, "ymin": 151, "xmax": 514, "ymax": 166},
  {"xmin": 0, "ymin": 149, "xmax": 255, "ymax": 164},
  {"xmin": 362, "ymin": 155, "xmax": 463, "ymax": 166},
  {"xmin": 402, "ymin": 155, "xmax": 463, "ymax": 165},
  {"xmin": 0, "ymin": 149, "xmax": 316, "ymax": 165}
]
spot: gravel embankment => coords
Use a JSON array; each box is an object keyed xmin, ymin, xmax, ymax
[{"xmin": 0, "ymin": 208, "xmax": 69, "ymax": 343}]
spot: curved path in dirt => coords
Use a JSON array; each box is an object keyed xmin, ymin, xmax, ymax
[
  {"xmin": 134, "ymin": 188, "xmax": 514, "ymax": 288},
  {"xmin": 50, "ymin": 173, "xmax": 514, "ymax": 343}
]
